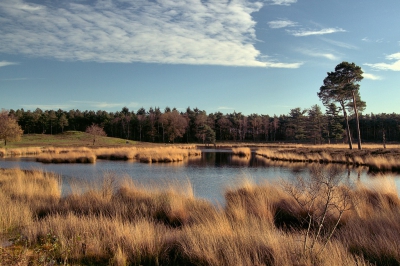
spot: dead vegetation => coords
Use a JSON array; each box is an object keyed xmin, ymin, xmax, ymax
[
  {"xmin": 1, "ymin": 146, "xmax": 202, "ymax": 164},
  {"xmin": 256, "ymin": 147, "xmax": 400, "ymax": 172},
  {"xmin": 1, "ymin": 167, "xmax": 400, "ymax": 265}
]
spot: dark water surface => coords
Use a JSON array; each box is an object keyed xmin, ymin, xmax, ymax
[{"xmin": 0, "ymin": 150, "xmax": 396, "ymax": 204}]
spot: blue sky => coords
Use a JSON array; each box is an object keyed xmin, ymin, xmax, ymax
[{"xmin": 0, "ymin": 0, "xmax": 399, "ymax": 116}]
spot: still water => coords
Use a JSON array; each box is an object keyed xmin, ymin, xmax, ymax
[{"xmin": 0, "ymin": 150, "xmax": 394, "ymax": 204}]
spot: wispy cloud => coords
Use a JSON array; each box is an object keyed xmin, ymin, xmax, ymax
[
  {"xmin": 0, "ymin": 0, "xmax": 300, "ymax": 68},
  {"xmin": 365, "ymin": 52, "xmax": 400, "ymax": 71},
  {"xmin": 264, "ymin": 61, "xmax": 303, "ymax": 68},
  {"xmin": 363, "ymin": 73, "xmax": 382, "ymax": 80},
  {"xmin": 320, "ymin": 38, "xmax": 358, "ymax": 50},
  {"xmin": 268, "ymin": 20, "xmax": 297, "ymax": 29},
  {"xmin": 298, "ymin": 49, "xmax": 339, "ymax": 61},
  {"xmin": 288, "ymin": 28, "xmax": 346, "ymax": 37},
  {"xmin": 0, "ymin": 61, "xmax": 18, "ymax": 67},
  {"xmin": 268, "ymin": 0, "xmax": 297, "ymax": 6},
  {"xmin": 218, "ymin": 106, "xmax": 235, "ymax": 110},
  {"xmin": 362, "ymin": 37, "xmax": 384, "ymax": 43}
]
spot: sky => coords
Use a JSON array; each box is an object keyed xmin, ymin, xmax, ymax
[{"xmin": 0, "ymin": 0, "xmax": 399, "ymax": 116}]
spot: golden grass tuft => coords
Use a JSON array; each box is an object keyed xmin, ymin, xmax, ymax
[
  {"xmin": 0, "ymin": 168, "xmax": 61, "ymax": 234},
  {"xmin": 136, "ymin": 147, "xmax": 201, "ymax": 163},
  {"xmin": 231, "ymin": 147, "xmax": 252, "ymax": 158},
  {"xmin": 36, "ymin": 151, "xmax": 97, "ymax": 164}
]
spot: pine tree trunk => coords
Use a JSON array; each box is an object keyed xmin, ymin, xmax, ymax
[
  {"xmin": 352, "ymin": 91, "xmax": 362, "ymax": 150},
  {"xmin": 341, "ymin": 102, "xmax": 353, "ymax": 150}
]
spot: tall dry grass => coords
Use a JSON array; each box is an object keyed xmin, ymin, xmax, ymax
[
  {"xmin": 3, "ymin": 168, "xmax": 400, "ymax": 265},
  {"xmin": 135, "ymin": 147, "xmax": 201, "ymax": 163},
  {"xmin": 36, "ymin": 152, "xmax": 97, "ymax": 164},
  {"xmin": 0, "ymin": 147, "xmax": 42, "ymax": 157},
  {"xmin": 0, "ymin": 168, "xmax": 60, "ymax": 234},
  {"xmin": 231, "ymin": 147, "xmax": 252, "ymax": 158},
  {"xmin": 256, "ymin": 148, "xmax": 400, "ymax": 172},
  {"xmin": 33, "ymin": 146, "xmax": 202, "ymax": 164}
]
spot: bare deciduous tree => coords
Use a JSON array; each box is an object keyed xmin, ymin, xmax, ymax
[
  {"xmin": 281, "ymin": 166, "xmax": 354, "ymax": 258},
  {"xmin": 85, "ymin": 123, "xmax": 106, "ymax": 145}
]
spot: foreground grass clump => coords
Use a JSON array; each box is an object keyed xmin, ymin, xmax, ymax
[
  {"xmin": 0, "ymin": 169, "xmax": 61, "ymax": 235},
  {"xmin": 2, "ymin": 167, "xmax": 400, "ymax": 265}
]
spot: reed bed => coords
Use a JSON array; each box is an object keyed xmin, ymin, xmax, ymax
[
  {"xmin": 29, "ymin": 146, "xmax": 202, "ymax": 164},
  {"xmin": 36, "ymin": 152, "xmax": 97, "ymax": 164},
  {"xmin": 256, "ymin": 148, "xmax": 400, "ymax": 172},
  {"xmin": 231, "ymin": 147, "xmax": 252, "ymax": 158},
  {"xmin": 3, "ymin": 167, "xmax": 400, "ymax": 265},
  {"xmin": 93, "ymin": 147, "xmax": 138, "ymax": 160},
  {"xmin": 0, "ymin": 147, "xmax": 43, "ymax": 157},
  {"xmin": 136, "ymin": 147, "xmax": 201, "ymax": 163}
]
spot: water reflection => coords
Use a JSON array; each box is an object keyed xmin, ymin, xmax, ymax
[{"xmin": 0, "ymin": 150, "xmax": 398, "ymax": 204}]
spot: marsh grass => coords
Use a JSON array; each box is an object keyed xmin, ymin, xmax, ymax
[
  {"xmin": 0, "ymin": 169, "xmax": 61, "ymax": 235},
  {"xmin": 231, "ymin": 147, "xmax": 252, "ymax": 158},
  {"xmin": 36, "ymin": 152, "xmax": 97, "ymax": 164},
  {"xmin": 4, "ymin": 146, "xmax": 203, "ymax": 164},
  {"xmin": 256, "ymin": 147, "xmax": 400, "ymax": 172},
  {"xmin": 2, "ymin": 168, "xmax": 400, "ymax": 265},
  {"xmin": 0, "ymin": 147, "xmax": 42, "ymax": 157}
]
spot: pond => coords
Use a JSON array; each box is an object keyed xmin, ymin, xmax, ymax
[{"xmin": 0, "ymin": 150, "xmax": 397, "ymax": 204}]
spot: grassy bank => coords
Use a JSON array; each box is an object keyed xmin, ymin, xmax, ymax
[
  {"xmin": 256, "ymin": 147, "xmax": 400, "ymax": 172},
  {"xmin": 1, "ymin": 168, "xmax": 399, "ymax": 265},
  {"xmin": 0, "ymin": 131, "xmax": 132, "ymax": 148}
]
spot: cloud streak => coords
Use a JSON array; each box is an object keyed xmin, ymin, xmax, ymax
[
  {"xmin": 363, "ymin": 73, "xmax": 382, "ymax": 80},
  {"xmin": 365, "ymin": 52, "xmax": 400, "ymax": 71},
  {"xmin": 298, "ymin": 49, "xmax": 339, "ymax": 61},
  {"xmin": 268, "ymin": 19, "xmax": 297, "ymax": 29},
  {"xmin": 0, "ymin": 61, "xmax": 18, "ymax": 67},
  {"xmin": 0, "ymin": 0, "xmax": 300, "ymax": 68},
  {"xmin": 289, "ymin": 28, "xmax": 346, "ymax": 37},
  {"xmin": 268, "ymin": 0, "xmax": 297, "ymax": 6}
]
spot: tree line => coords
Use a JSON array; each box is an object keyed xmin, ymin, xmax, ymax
[
  {"xmin": 3, "ymin": 62, "xmax": 397, "ymax": 146},
  {"xmin": 6, "ymin": 106, "xmax": 400, "ymax": 144}
]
